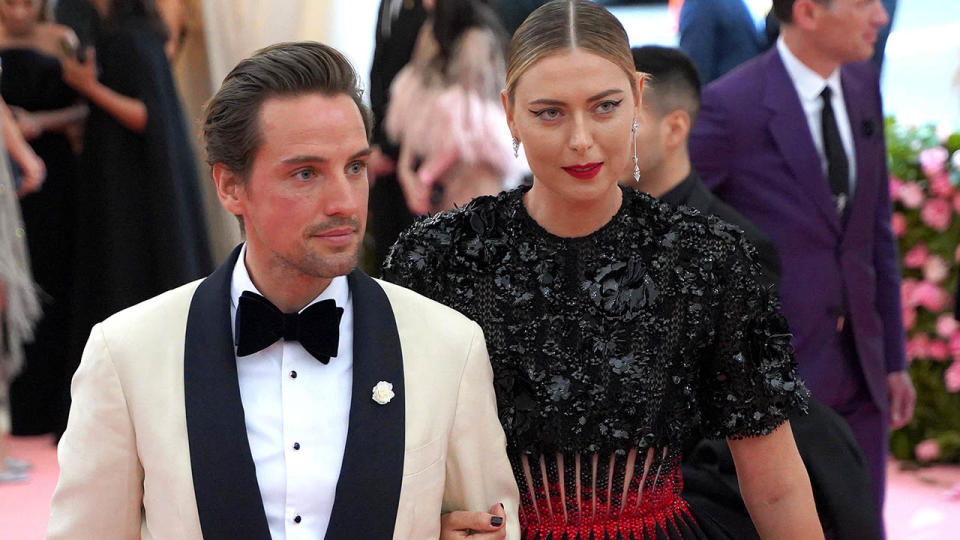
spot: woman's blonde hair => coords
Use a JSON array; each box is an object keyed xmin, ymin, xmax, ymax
[{"xmin": 505, "ymin": 0, "xmax": 637, "ymax": 105}]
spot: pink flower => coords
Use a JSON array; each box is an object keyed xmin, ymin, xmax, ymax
[
  {"xmin": 921, "ymin": 198, "xmax": 952, "ymax": 232},
  {"xmin": 946, "ymin": 361, "xmax": 960, "ymax": 393},
  {"xmin": 952, "ymin": 193, "xmax": 960, "ymax": 215},
  {"xmin": 904, "ymin": 244, "xmax": 930, "ymax": 269},
  {"xmin": 949, "ymin": 331, "xmax": 960, "ymax": 360},
  {"xmin": 920, "ymin": 147, "xmax": 949, "ymax": 176},
  {"xmin": 891, "ymin": 212, "xmax": 906, "ymax": 237},
  {"xmin": 901, "ymin": 278, "xmax": 919, "ymax": 306},
  {"xmin": 913, "ymin": 281, "xmax": 948, "ymax": 312},
  {"xmin": 907, "ymin": 334, "xmax": 930, "ymax": 360},
  {"xmin": 929, "ymin": 171, "xmax": 954, "ymax": 198},
  {"xmin": 890, "ymin": 177, "xmax": 904, "ymax": 201},
  {"xmin": 929, "ymin": 340, "xmax": 950, "ymax": 361},
  {"xmin": 903, "ymin": 307, "xmax": 916, "ymax": 330},
  {"xmin": 923, "ymin": 255, "xmax": 950, "ymax": 284},
  {"xmin": 937, "ymin": 314, "xmax": 959, "ymax": 338},
  {"xmin": 915, "ymin": 439, "xmax": 942, "ymax": 462},
  {"xmin": 900, "ymin": 183, "xmax": 925, "ymax": 209}
]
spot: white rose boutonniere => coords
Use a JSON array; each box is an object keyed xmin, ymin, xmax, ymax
[{"xmin": 372, "ymin": 381, "xmax": 395, "ymax": 405}]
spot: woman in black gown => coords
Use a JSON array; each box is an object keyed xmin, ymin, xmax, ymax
[
  {"xmin": 0, "ymin": 0, "xmax": 86, "ymax": 436},
  {"xmin": 60, "ymin": 0, "xmax": 211, "ymax": 370},
  {"xmin": 384, "ymin": 2, "xmax": 822, "ymax": 538}
]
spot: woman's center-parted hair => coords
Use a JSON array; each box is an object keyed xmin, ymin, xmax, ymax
[
  {"xmin": 505, "ymin": 0, "xmax": 638, "ymax": 107},
  {"xmin": 201, "ymin": 41, "xmax": 372, "ymax": 181}
]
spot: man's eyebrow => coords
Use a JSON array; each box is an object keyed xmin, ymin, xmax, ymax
[
  {"xmin": 350, "ymin": 147, "xmax": 373, "ymax": 159},
  {"xmin": 279, "ymin": 147, "xmax": 372, "ymax": 165},
  {"xmin": 281, "ymin": 155, "xmax": 326, "ymax": 165}
]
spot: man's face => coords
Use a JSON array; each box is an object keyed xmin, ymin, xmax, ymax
[
  {"xmin": 235, "ymin": 93, "xmax": 370, "ymax": 281},
  {"xmin": 811, "ymin": 0, "xmax": 889, "ymax": 64}
]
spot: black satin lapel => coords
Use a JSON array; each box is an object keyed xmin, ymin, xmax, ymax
[
  {"xmin": 326, "ymin": 270, "xmax": 406, "ymax": 539},
  {"xmin": 184, "ymin": 244, "xmax": 271, "ymax": 540}
]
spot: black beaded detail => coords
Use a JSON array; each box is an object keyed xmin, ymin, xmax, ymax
[{"xmin": 384, "ymin": 186, "xmax": 808, "ymax": 535}]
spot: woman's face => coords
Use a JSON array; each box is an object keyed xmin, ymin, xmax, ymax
[
  {"xmin": 0, "ymin": 0, "xmax": 42, "ymax": 37},
  {"xmin": 504, "ymin": 48, "xmax": 640, "ymax": 205}
]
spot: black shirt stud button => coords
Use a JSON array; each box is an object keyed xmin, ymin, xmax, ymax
[
  {"xmin": 290, "ymin": 370, "xmax": 297, "ymax": 379},
  {"xmin": 293, "ymin": 442, "xmax": 300, "ymax": 450},
  {"xmin": 294, "ymin": 515, "xmax": 302, "ymax": 524}
]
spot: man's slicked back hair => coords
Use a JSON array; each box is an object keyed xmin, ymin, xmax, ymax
[
  {"xmin": 202, "ymin": 41, "xmax": 373, "ymax": 180},
  {"xmin": 631, "ymin": 46, "xmax": 702, "ymax": 121}
]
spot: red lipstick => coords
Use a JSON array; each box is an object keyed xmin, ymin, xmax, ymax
[{"xmin": 561, "ymin": 162, "xmax": 603, "ymax": 180}]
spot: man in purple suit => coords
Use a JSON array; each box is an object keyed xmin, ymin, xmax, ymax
[{"xmin": 689, "ymin": 0, "xmax": 915, "ymax": 535}]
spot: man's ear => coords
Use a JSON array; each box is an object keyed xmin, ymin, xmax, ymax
[
  {"xmin": 212, "ymin": 162, "xmax": 244, "ymax": 217},
  {"xmin": 664, "ymin": 109, "xmax": 692, "ymax": 151},
  {"xmin": 792, "ymin": 0, "xmax": 823, "ymax": 31}
]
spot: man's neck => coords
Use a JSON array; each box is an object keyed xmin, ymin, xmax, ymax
[
  {"xmin": 243, "ymin": 244, "xmax": 333, "ymax": 313},
  {"xmin": 638, "ymin": 155, "xmax": 692, "ymax": 198},
  {"xmin": 782, "ymin": 29, "xmax": 840, "ymax": 79}
]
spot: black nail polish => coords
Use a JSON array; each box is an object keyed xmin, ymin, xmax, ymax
[
  {"xmin": 499, "ymin": 502, "xmax": 505, "ymax": 509},
  {"xmin": 491, "ymin": 516, "xmax": 504, "ymax": 527}
]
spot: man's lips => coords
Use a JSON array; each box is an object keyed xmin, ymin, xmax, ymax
[
  {"xmin": 312, "ymin": 227, "xmax": 356, "ymax": 243},
  {"xmin": 561, "ymin": 162, "xmax": 603, "ymax": 179}
]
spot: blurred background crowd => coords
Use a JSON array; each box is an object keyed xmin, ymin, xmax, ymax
[{"xmin": 1, "ymin": 0, "xmax": 960, "ymax": 537}]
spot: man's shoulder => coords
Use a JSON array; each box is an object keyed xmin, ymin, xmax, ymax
[
  {"xmin": 705, "ymin": 47, "xmax": 776, "ymax": 101},
  {"xmin": 375, "ymin": 278, "xmax": 480, "ymax": 337},
  {"xmin": 98, "ymin": 279, "xmax": 204, "ymax": 338}
]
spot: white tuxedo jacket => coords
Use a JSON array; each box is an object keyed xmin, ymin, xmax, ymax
[{"xmin": 48, "ymin": 246, "xmax": 519, "ymax": 539}]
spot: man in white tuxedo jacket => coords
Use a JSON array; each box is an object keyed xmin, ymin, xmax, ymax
[{"xmin": 48, "ymin": 42, "xmax": 519, "ymax": 540}]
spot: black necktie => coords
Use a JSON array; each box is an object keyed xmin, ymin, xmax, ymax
[
  {"xmin": 235, "ymin": 291, "xmax": 343, "ymax": 363},
  {"xmin": 820, "ymin": 86, "xmax": 849, "ymax": 215}
]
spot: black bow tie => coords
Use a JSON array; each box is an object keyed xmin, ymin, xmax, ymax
[{"xmin": 235, "ymin": 291, "xmax": 343, "ymax": 363}]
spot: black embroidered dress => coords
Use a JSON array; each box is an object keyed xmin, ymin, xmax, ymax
[{"xmin": 383, "ymin": 186, "xmax": 809, "ymax": 539}]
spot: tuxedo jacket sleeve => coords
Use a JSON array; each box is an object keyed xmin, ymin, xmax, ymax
[{"xmin": 47, "ymin": 323, "xmax": 146, "ymax": 539}]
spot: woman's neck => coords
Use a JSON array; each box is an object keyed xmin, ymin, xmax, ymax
[{"xmin": 523, "ymin": 181, "xmax": 623, "ymax": 238}]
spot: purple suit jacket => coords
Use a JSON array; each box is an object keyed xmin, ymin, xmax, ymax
[{"xmin": 689, "ymin": 48, "xmax": 905, "ymax": 412}]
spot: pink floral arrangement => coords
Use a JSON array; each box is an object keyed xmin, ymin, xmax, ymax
[{"xmin": 887, "ymin": 119, "xmax": 960, "ymax": 464}]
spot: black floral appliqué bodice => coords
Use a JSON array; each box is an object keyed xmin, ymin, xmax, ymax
[{"xmin": 384, "ymin": 186, "xmax": 808, "ymax": 539}]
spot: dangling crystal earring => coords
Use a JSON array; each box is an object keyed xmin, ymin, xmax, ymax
[
  {"xmin": 631, "ymin": 120, "xmax": 640, "ymax": 182},
  {"xmin": 512, "ymin": 137, "xmax": 520, "ymax": 158}
]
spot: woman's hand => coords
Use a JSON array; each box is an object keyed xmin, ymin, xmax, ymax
[
  {"xmin": 15, "ymin": 147, "xmax": 46, "ymax": 197},
  {"xmin": 440, "ymin": 503, "xmax": 507, "ymax": 539},
  {"xmin": 60, "ymin": 47, "xmax": 98, "ymax": 95},
  {"xmin": 10, "ymin": 107, "xmax": 41, "ymax": 141},
  {"xmin": 396, "ymin": 145, "xmax": 432, "ymax": 215}
]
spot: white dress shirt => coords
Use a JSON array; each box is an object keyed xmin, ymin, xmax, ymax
[
  {"xmin": 777, "ymin": 36, "xmax": 858, "ymax": 195},
  {"xmin": 230, "ymin": 244, "xmax": 353, "ymax": 539}
]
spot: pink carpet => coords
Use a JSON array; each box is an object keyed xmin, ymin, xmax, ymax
[{"xmin": 2, "ymin": 435, "xmax": 959, "ymax": 539}]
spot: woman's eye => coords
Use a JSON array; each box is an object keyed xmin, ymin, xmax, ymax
[
  {"xmin": 532, "ymin": 108, "xmax": 562, "ymax": 121},
  {"xmin": 347, "ymin": 161, "xmax": 368, "ymax": 176},
  {"xmin": 595, "ymin": 99, "xmax": 623, "ymax": 114}
]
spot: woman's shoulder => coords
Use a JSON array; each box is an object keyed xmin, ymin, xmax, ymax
[
  {"xmin": 400, "ymin": 189, "xmax": 515, "ymax": 244},
  {"xmin": 385, "ymin": 189, "xmax": 518, "ymax": 270}
]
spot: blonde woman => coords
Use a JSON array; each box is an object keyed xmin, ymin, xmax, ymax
[{"xmin": 385, "ymin": 1, "xmax": 822, "ymax": 538}]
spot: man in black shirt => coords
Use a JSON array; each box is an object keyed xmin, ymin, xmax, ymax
[
  {"xmin": 623, "ymin": 45, "xmax": 780, "ymax": 289},
  {"xmin": 629, "ymin": 45, "xmax": 879, "ymax": 540}
]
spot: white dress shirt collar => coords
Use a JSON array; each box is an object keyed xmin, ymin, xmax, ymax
[{"xmin": 776, "ymin": 36, "xmax": 842, "ymax": 103}]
